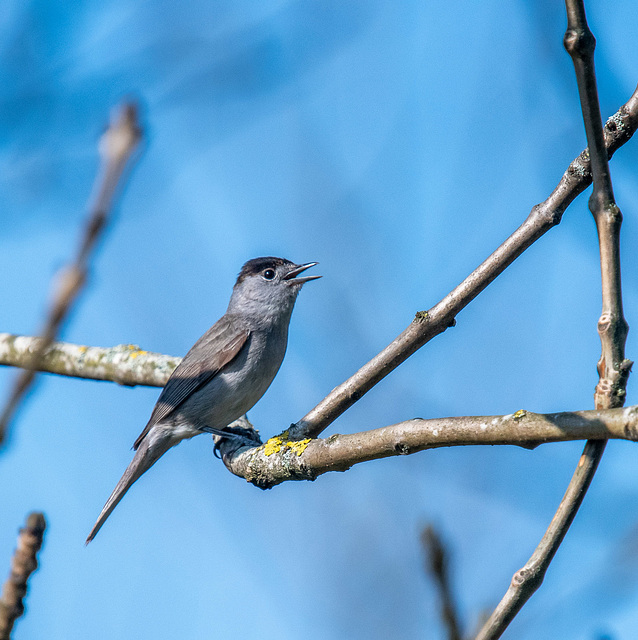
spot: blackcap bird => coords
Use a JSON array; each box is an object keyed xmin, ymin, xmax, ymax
[{"xmin": 86, "ymin": 257, "xmax": 320, "ymax": 543}]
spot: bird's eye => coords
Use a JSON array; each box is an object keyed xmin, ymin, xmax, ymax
[{"xmin": 262, "ymin": 269, "xmax": 276, "ymax": 280}]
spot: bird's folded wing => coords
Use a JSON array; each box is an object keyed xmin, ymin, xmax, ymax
[{"xmin": 133, "ymin": 316, "xmax": 250, "ymax": 450}]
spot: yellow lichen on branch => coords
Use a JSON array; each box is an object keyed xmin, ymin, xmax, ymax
[{"xmin": 263, "ymin": 430, "xmax": 311, "ymax": 457}]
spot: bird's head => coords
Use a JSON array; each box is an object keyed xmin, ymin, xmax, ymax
[{"xmin": 228, "ymin": 257, "xmax": 321, "ymax": 323}]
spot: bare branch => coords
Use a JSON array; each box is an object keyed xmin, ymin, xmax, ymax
[
  {"xmin": 476, "ymin": 3, "xmax": 632, "ymax": 638},
  {"xmin": 0, "ymin": 104, "xmax": 142, "ymax": 444},
  {"xmin": 3, "ymin": 329, "xmax": 637, "ymax": 487},
  {"xmin": 563, "ymin": 5, "xmax": 632, "ymax": 409},
  {"xmin": 421, "ymin": 526, "xmax": 463, "ymax": 640},
  {"xmin": 0, "ymin": 91, "xmax": 636, "ymax": 422},
  {"xmin": 0, "ymin": 513, "xmax": 46, "ymax": 640},
  {"xmin": 290, "ymin": 83, "xmax": 638, "ymax": 441},
  {"xmin": 214, "ymin": 406, "xmax": 638, "ymax": 489},
  {"xmin": 0, "ymin": 334, "xmax": 177, "ymax": 388}
]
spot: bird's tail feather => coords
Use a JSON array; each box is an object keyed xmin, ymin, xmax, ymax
[{"xmin": 86, "ymin": 433, "xmax": 174, "ymax": 544}]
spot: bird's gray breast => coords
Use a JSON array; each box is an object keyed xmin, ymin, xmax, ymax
[{"xmin": 175, "ymin": 326, "xmax": 288, "ymax": 431}]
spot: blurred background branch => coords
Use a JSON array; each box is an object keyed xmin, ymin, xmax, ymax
[
  {"xmin": 421, "ymin": 525, "xmax": 463, "ymax": 640},
  {"xmin": 0, "ymin": 513, "xmax": 46, "ymax": 640},
  {"xmin": 0, "ymin": 104, "xmax": 141, "ymax": 446}
]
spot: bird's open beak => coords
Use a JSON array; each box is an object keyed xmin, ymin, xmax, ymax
[{"xmin": 283, "ymin": 262, "xmax": 321, "ymax": 285}]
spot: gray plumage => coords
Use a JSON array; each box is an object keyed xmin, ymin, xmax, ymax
[{"xmin": 86, "ymin": 257, "xmax": 320, "ymax": 543}]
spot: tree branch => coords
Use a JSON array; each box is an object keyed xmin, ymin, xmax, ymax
[
  {"xmin": 289, "ymin": 82, "xmax": 638, "ymax": 441},
  {"xmin": 421, "ymin": 526, "xmax": 463, "ymax": 640},
  {"xmin": 0, "ymin": 334, "xmax": 177, "ymax": 388},
  {"xmin": 476, "ymin": 3, "xmax": 632, "ymax": 638},
  {"xmin": 0, "ymin": 104, "xmax": 142, "ymax": 445},
  {"xmin": 0, "ymin": 89, "xmax": 636, "ymax": 404},
  {"xmin": 0, "ymin": 513, "xmax": 46, "ymax": 640},
  {"xmin": 212, "ymin": 406, "xmax": 638, "ymax": 489}
]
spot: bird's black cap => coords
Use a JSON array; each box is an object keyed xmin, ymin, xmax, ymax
[{"xmin": 236, "ymin": 257, "xmax": 293, "ymax": 284}]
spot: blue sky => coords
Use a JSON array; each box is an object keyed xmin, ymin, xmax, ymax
[{"xmin": 2, "ymin": 1, "xmax": 638, "ymax": 638}]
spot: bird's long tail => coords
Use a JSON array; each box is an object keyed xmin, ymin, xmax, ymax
[{"xmin": 86, "ymin": 431, "xmax": 175, "ymax": 544}]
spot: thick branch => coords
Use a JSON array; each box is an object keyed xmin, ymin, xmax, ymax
[
  {"xmin": 214, "ymin": 406, "xmax": 638, "ymax": 489},
  {"xmin": 290, "ymin": 83, "xmax": 638, "ymax": 441},
  {"xmin": 0, "ymin": 513, "xmax": 46, "ymax": 640},
  {"xmin": 0, "ymin": 104, "xmax": 142, "ymax": 444}
]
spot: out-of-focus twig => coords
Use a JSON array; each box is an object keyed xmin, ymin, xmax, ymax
[
  {"xmin": 0, "ymin": 104, "xmax": 142, "ymax": 445},
  {"xmin": 421, "ymin": 526, "xmax": 463, "ymax": 640},
  {"xmin": 476, "ymin": 3, "xmax": 632, "ymax": 638},
  {"xmin": 0, "ymin": 513, "xmax": 46, "ymax": 640},
  {"xmin": 289, "ymin": 82, "xmax": 638, "ymax": 442}
]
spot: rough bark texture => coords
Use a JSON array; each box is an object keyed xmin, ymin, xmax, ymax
[{"xmin": 215, "ymin": 406, "xmax": 638, "ymax": 489}]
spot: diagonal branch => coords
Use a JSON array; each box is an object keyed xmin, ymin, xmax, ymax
[
  {"xmin": 0, "ymin": 513, "xmax": 46, "ymax": 640},
  {"xmin": 290, "ymin": 83, "xmax": 638, "ymax": 441},
  {"xmin": 0, "ymin": 104, "xmax": 142, "ymax": 445},
  {"xmin": 0, "ymin": 88, "xmax": 636, "ymax": 404},
  {"xmin": 475, "ymin": 3, "xmax": 633, "ymax": 638}
]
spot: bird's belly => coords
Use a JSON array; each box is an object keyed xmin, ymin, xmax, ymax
[{"xmin": 176, "ymin": 331, "xmax": 285, "ymax": 431}]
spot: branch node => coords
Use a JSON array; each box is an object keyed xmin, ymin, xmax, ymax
[
  {"xmin": 100, "ymin": 103, "xmax": 142, "ymax": 164},
  {"xmin": 563, "ymin": 27, "xmax": 595, "ymax": 58},
  {"xmin": 530, "ymin": 202, "xmax": 563, "ymax": 228},
  {"xmin": 511, "ymin": 563, "xmax": 543, "ymax": 590},
  {"xmin": 393, "ymin": 441, "xmax": 411, "ymax": 455}
]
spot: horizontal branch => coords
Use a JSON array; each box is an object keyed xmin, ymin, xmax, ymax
[
  {"xmin": 0, "ymin": 333, "xmax": 178, "ymax": 387},
  {"xmin": 217, "ymin": 406, "xmax": 638, "ymax": 489},
  {"xmin": 2, "ymin": 338, "xmax": 637, "ymax": 487}
]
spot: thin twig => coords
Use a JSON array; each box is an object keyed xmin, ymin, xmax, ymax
[
  {"xmin": 289, "ymin": 83, "xmax": 638, "ymax": 441},
  {"xmin": 564, "ymin": 5, "xmax": 632, "ymax": 410},
  {"xmin": 421, "ymin": 526, "xmax": 463, "ymax": 640},
  {"xmin": 0, "ymin": 104, "xmax": 142, "ymax": 444},
  {"xmin": 475, "ymin": 3, "xmax": 632, "ymax": 638},
  {"xmin": 214, "ymin": 406, "xmax": 638, "ymax": 488},
  {"xmin": 0, "ymin": 513, "xmax": 46, "ymax": 640}
]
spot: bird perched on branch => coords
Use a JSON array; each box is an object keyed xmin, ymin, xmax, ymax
[{"xmin": 87, "ymin": 257, "xmax": 320, "ymax": 543}]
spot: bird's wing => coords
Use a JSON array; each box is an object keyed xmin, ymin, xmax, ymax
[{"xmin": 133, "ymin": 316, "xmax": 250, "ymax": 450}]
